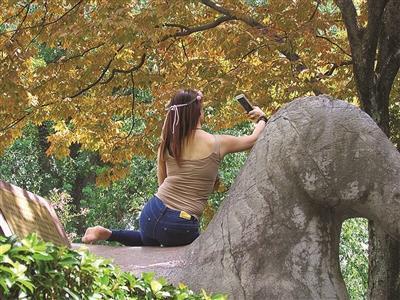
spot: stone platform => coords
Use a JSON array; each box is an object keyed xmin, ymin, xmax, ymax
[{"xmin": 72, "ymin": 243, "xmax": 188, "ymax": 276}]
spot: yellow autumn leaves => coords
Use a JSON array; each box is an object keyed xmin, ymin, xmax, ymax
[{"xmin": 1, "ymin": 0, "xmax": 373, "ymax": 183}]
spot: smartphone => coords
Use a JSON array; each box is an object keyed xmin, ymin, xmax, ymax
[{"xmin": 235, "ymin": 94, "xmax": 253, "ymax": 113}]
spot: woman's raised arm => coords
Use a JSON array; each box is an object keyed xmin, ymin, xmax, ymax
[{"xmin": 219, "ymin": 106, "xmax": 267, "ymax": 157}]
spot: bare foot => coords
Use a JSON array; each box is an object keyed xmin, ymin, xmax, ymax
[{"xmin": 82, "ymin": 226, "xmax": 112, "ymax": 244}]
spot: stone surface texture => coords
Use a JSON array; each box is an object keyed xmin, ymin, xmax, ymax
[{"xmin": 81, "ymin": 96, "xmax": 400, "ymax": 299}]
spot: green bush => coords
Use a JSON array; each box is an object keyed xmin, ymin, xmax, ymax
[
  {"xmin": 81, "ymin": 157, "xmax": 158, "ymax": 233},
  {"xmin": 339, "ymin": 218, "xmax": 368, "ymax": 299},
  {"xmin": 0, "ymin": 234, "xmax": 226, "ymax": 300}
]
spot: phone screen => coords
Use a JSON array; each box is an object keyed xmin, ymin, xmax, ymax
[{"xmin": 235, "ymin": 94, "xmax": 253, "ymax": 113}]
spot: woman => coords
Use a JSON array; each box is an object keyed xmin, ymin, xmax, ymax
[{"xmin": 82, "ymin": 89, "xmax": 267, "ymax": 246}]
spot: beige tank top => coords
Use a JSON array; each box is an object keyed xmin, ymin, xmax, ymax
[{"xmin": 156, "ymin": 135, "xmax": 221, "ymax": 220}]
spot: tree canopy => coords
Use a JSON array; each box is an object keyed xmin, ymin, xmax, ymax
[{"xmin": 3, "ymin": 0, "xmax": 388, "ymax": 183}]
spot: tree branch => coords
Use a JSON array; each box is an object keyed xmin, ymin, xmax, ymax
[
  {"xmin": 0, "ymin": 101, "xmax": 54, "ymax": 132},
  {"xmin": 200, "ymin": 44, "xmax": 269, "ymax": 89},
  {"xmin": 68, "ymin": 45, "xmax": 124, "ymax": 98},
  {"xmin": 363, "ymin": 0, "xmax": 389, "ymax": 71},
  {"xmin": 377, "ymin": 48, "xmax": 400, "ymax": 86},
  {"xmin": 121, "ymin": 72, "xmax": 138, "ymax": 140},
  {"xmin": 60, "ymin": 43, "xmax": 105, "ymax": 63},
  {"xmin": 316, "ymin": 34, "xmax": 352, "ymax": 57},
  {"xmin": 228, "ymin": 44, "xmax": 268, "ymax": 74},
  {"xmin": 24, "ymin": 0, "xmax": 49, "ymax": 50},
  {"xmin": 334, "ymin": 0, "xmax": 362, "ymax": 55},
  {"xmin": 0, "ymin": 113, "xmax": 29, "ymax": 132},
  {"xmin": 162, "ymin": 23, "xmax": 190, "ymax": 31},
  {"xmin": 321, "ymin": 60, "xmax": 353, "ymax": 77},
  {"xmin": 198, "ymin": 0, "xmax": 300, "ymax": 63},
  {"xmin": 308, "ymin": 0, "xmax": 322, "ymax": 23},
  {"xmin": 160, "ymin": 15, "xmax": 235, "ymax": 42},
  {"xmin": 0, "ymin": 0, "xmax": 83, "ymax": 37},
  {"xmin": 181, "ymin": 40, "xmax": 189, "ymax": 60},
  {"xmin": 100, "ymin": 53, "xmax": 146, "ymax": 85},
  {"xmin": 200, "ymin": 0, "xmax": 264, "ymax": 28},
  {"xmin": 2, "ymin": 46, "xmax": 145, "ymax": 133},
  {"xmin": 10, "ymin": 0, "xmax": 34, "ymax": 40},
  {"xmin": 375, "ymin": 0, "xmax": 400, "ymax": 85},
  {"xmin": 0, "ymin": 1, "xmax": 32, "ymax": 29},
  {"xmin": 28, "ymin": 0, "xmax": 84, "ymax": 29},
  {"xmin": 0, "ymin": 45, "xmax": 141, "ymax": 131},
  {"xmin": 1, "ymin": 48, "xmax": 146, "ymax": 132}
]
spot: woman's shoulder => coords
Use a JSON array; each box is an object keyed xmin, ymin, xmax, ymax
[
  {"xmin": 194, "ymin": 129, "xmax": 215, "ymax": 141},
  {"xmin": 177, "ymin": 131, "xmax": 216, "ymax": 160},
  {"xmin": 198, "ymin": 131, "xmax": 220, "ymax": 148},
  {"xmin": 196, "ymin": 131, "xmax": 221, "ymax": 158}
]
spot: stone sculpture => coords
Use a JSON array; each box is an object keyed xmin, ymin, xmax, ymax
[{"xmin": 85, "ymin": 95, "xmax": 400, "ymax": 299}]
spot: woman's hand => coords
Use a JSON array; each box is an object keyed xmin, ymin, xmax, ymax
[
  {"xmin": 248, "ymin": 106, "xmax": 265, "ymax": 121},
  {"xmin": 219, "ymin": 106, "xmax": 267, "ymax": 157}
]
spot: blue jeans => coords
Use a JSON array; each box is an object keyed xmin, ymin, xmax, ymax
[{"xmin": 107, "ymin": 195, "xmax": 200, "ymax": 247}]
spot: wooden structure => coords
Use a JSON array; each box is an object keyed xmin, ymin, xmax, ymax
[{"xmin": 0, "ymin": 180, "xmax": 70, "ymax": 247}]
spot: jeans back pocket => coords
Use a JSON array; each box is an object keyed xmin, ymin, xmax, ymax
[{"xmin": 156, "ymin": 223, "xmax": 199, "ymax": 247}]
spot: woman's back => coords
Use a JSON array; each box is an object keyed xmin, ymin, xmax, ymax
[
  {"xmin": 156, "ymin": 130, "xmax": 220, "ymax": 220},
  {"xmin": 82, "ymin": 88, "xmax": 267, "ymax": 247},
  {"xmin": 181, "ymin": 130, "xmax": 216, "ymax": 160}
]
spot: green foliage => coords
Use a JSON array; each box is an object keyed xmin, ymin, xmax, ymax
[
  {"xmin": 0, "ymin": 125, "xmax": 46, "ymax": 195},
  {"xmin": 82, "ymin": 157, "xmax": 158, "ymax": 231},
  {"xmin": 390, "ymin": 102, "xmax": 400, "ymax": 149},
  {"xmin": 339, "ymin": 218, "xmax": 369, "ymax": 299},
  {"xmin": 48, "ymin": 189, "xmax": 89, "ymax": 242},
  {"xmin": 0, "ymin": 234, "xmax": 226, "ymax": 300},
  {"xmin": 244, "ymin": 0, "xmax": 267, "ymax": 6},
  {"xmin": 0, "ymin": 125, "xmax": 158, "ymax": 240},
  {"xmin": 38, "ymin": 43, "xmax": 66, "ymax": 64}
]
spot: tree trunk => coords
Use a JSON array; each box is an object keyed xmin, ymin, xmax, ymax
[
  {"xmin": 335, "ymin": 1, "xmax": 400, "ymax": 297},
  {"xmin": 368, "ymin": 223, "xmax": 400, "ymax": 299},
  {"xmin": 37, "ymin": 123, "xmax": 52, "ymax": 175},
  {"xmin": 37, "ymin": 123, "xmax": 61, "ymax": 195},
  {"xmin": 354, "ymin": 67, "xmax": 400, "ymax": 299},
  {"xmin": 366, "ymin": 86, "xmax": 400, "ymax": 299},
  {"xmin": 69, "ymin": 143, "xmax": 98, "ymax": 235}
]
